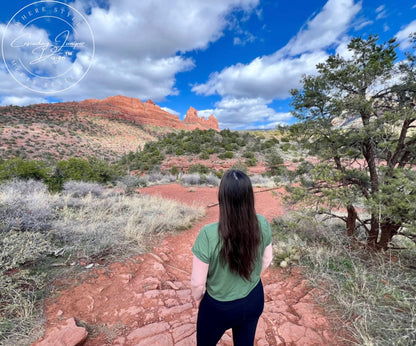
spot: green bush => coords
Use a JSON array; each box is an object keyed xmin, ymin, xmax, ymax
[
  {"xmin": 189, "ymin": 163, "xmax": 210, "ymax": 174},
  {"xmin": 265, "ymin": 152, "xmax": 286, "ymax": 176},
  {"xmin": 56, "ymin": 158, "xmax": 95, "ymax": 181},
  {"xmin": 243, "ymin": 151, "xmax": 255, "ymax": 159},
  {"xmin": 218, "ymin": 151, "xmax": 234, "ymax": 160},
  {"xmin": 246, "ymin": 157, "xmax": 257, "ymax": 167},
  {"xmin": 170, "ymin": 166, "xmax": 179, "ymax": 175},
  {"xmin": 231, "ymin": 162, "xmax": 247, "ymax": 173},
  {"xmin": 175, "ymin": 148, "xmax": 184, "ymax": 155},
  {"xmin": 199, "ymin": 152, "xmax": 210, "ymax": 160},
  {"xmin": 0, "ymin": 158, "xmax": 49, "ymax": 182}
]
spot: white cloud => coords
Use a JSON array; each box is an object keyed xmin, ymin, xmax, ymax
[
  {"xmin": 277, "ymin": 0, "xmax": 361, "ymax": 57},
  {"xmin": 396, "ymin": 20, "xmax": 416, "ymax": 49},
  {"xmin": 199, "ymin": 97, "xmax": 292, "ymax": 129},
  {"xmin": 192, "ymin": 51, "xmax": 328, "ymax": 100},
  {"xmin": 354, "ymin": 20, "xmax": 373, "ymax": 31},
  {"xmin": 1, "ymin": 0, "xmax": 259, "ymax": 101},
  {"xmin": 376, "ymin": 10, "xmax": 387, "ymax": 20},
  {"xmin": 68, "ymin": 0, "xmax": 259, "ymax": 101},
  {"xmin": 192, "ymin": 0, "xmax": 362, "ymax": 128},
  {"xmin": 193, "ymin": 0, "xmax": 361, "ymax": 98},
  {"xmin": 375, "ymin": 5, "xmax": 385, "ymax": 13},
  {"xmin": 161, "ymin": 106, "xmax": 180, "ymax": 116},
  {"xmin": 0, "ymin": 95, "xmax": 48, "ymax": 106}
]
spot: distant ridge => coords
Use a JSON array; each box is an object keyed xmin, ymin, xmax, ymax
[
  {"xmin": 80, "ymin": 95, "xmax": 219, "ymax": 131},
  {"xmin": 0, "ymin": 95, "xmax": 219, "ymax": 162}
]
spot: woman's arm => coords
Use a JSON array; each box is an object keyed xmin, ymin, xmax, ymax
[
  {"xmin": 191, "ymin": 255, "xmax": 209, "ymax": 306},
  {"xmin": 261, "ymin": 243, "xmax": 273, "ymax": 272}
]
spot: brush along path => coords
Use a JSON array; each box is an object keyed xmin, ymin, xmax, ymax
[{"xmin": 35, "ymin": 184, "xmax": 346, "ymax": 345}]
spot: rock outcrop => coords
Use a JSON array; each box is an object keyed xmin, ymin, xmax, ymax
[
  {"xmin": 33, "ymin": 317, "xmax": 88, "ymax": 346},
  {"xmin": 184, "ymin": 107, "xmax": 219, "ymax": 130},
  {"xmin": 80, "ymin": 95, "xmax": 219, "ymax": 131}
]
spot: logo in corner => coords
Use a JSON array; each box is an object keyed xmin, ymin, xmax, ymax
[{"xmin": 1, "ymin": 1, "xmax": 95, "ymax": 94}]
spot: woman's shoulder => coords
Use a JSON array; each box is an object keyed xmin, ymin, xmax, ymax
[
  {"xmin": 256, "ymin": 214, "xmax": 269, "ymax": 224},
  {"xmin": 200, "ymin": 221, "xmax": 219, "ymax": 234}
]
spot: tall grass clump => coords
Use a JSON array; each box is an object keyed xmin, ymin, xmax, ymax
[
  {"xmin": 0, "ymin": 179, "xmax": 203, "ymax": 344},
  {"xmin": 271, "ymin": 211, "xmax": 416, "ymax": 345}
]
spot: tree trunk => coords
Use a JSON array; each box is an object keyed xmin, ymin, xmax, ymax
[
  {"xmin": 378, "ymin": 221, "xmax": 401, "ymax": 250},
  {"xmin": 346, "ymin": 204, "xmax": 357, "ymax": 237},
  {"xmin": 368, "ymin": 214, "xmax": 379, "ymax": 248}
]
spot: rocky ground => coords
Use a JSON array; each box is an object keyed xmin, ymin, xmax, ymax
[{"xmin": 34, "ymin": 184, "xmax": 348, "ymax": 345}]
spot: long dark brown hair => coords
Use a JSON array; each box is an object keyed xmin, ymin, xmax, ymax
[{"xmin": 218, "ymin": 169, "xmax": 261, "ymax": 281}]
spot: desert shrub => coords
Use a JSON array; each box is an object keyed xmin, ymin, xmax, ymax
[
  {"xmin": 145, "ymin": 173, "xmax": 177, "ymax": 184},
  {"xmin": 199, "ymin": 151, "xmax": 210, "ymax": 160},
  {"xmin": 181, "ymin": 173, "xmax": 201, "ymax": 185},
  {"xmin": 0, "ymin": 231, "xmax": 53, "ymax": 270},
  {"xmin": 175, "ymin": 148, "xmax": 184, "ymax": 155},
  {"xmin": 146, "ymin": 172, "xmax": 164, "ymax": 183},
  {"xmin": 62, "ymin": 181, "xmax": 104, "ymax": 198},
  {"xmin": 243, "ymin": 151, "xmax": 255, "ymax": 159},
  {"xmin": 0, "ymin": 179, "xmax": 53, "ymax": 233},
  {"xmin": 87, "ymin": 157, "xmax": 123, "ymax": 183},
  {"xmin": 56, "ymin": 158, "xmax": 95, "ymax": 181},
  {"xmin": 189, "ymin": 163, "xmax": 210, "ymax": 175},
  {"xmin": 170, "ymin": 166, "xmax": 179, "ymax": 176},
  {"xmin": 0, "ymin": 158, "xmax": 49, "ymax": 182},
  {"xmin": 246, "ymin": 157, "xmax": 257, "ymax": 166},
  {"xmin": 116, "ymin": 175, "xmax": 148, "ymax": 190},
  {"xmin": 280, "ymin": 143, "xmax": 292, "ymax": 152},
  {"xmin": 218, "ymin": 151, "xmax": 234, "ymax": 160},
  {"xmin": 205, "ymin": 173, "xmax": 220, "ymax": 186},
  {"xmin": 249, "ymin": 175, "xmax": 274, "ymax": 187},
  {"xmin": 265, "ymin": 152, "xmax": 286, "ymax": 176},
  {"xmin": 231, "ymin": 162, "xmax": 247, "ymax": 173}
]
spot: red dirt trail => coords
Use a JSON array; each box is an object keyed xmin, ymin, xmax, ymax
[{"xmin": 34, "ymin": 184, "xmax": 347, "ymax": 345}]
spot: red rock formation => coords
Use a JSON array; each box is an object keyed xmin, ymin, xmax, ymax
[
  {"xmin": 184, "ymin": 107, "xmax": 219, "ymax": 130},
  {"xmin": 79, "ymin": 96, "xmax": 219, "ymax": 131}
]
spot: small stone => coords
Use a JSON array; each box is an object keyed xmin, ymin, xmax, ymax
[{"xmin": 165, "ymin": 281, "xmax": 179, "ymax": 290}]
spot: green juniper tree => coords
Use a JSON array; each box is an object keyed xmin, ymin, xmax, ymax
[{"xmin": 289, "ymin": 34, "xmax": 416, "ymax": 250}]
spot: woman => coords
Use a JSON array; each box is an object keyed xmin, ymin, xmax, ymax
[{"xmin": 191, "ymin": 169, "xmax": 273, "ymax": 345}]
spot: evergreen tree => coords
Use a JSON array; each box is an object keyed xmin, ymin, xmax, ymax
[{"xmin": 290, "ymin": 34, "xmax": 416, "ymax": 250}]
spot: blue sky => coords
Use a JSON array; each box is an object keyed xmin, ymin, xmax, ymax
[{"xmin": 1, "ymin": 0, "xmax": 415, "ymax": 129}]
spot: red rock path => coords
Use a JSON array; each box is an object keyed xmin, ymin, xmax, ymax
[{"xmin": 35, "ymin": 184, "xmax": 346, "ymax": 346}]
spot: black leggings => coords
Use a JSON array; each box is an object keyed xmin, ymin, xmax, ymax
[{"xmin": 196, "ymin": 280, "xmax": 264, "ymax": 346}]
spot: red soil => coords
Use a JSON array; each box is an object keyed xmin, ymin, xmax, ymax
[{"xmin": 34, "ymin": 184, "xmax": 348, "ymax": 346}]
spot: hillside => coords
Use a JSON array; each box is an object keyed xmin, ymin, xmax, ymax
[{"xmin": 0, "ymin": 96, "xmax": 219, "ymax": 163}]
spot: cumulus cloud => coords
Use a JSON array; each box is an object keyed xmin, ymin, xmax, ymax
[
  {"xmin": 161, "ymin": 106, "xmax": 180, "ymax": 116},
  {"xmin": 193, "ymin": 0, "xmax": 361, "ymax": 128},
  {"xmin": 69, "ymin": 0, "xmax": 259, "ymax": 101},
  {"xmin": 0, "ymin": 95, "xmax": 48, "ymax": 107},
  {"xmin": 396, "ymin": 20, "xmax": 416, "ymax": 50},
  {"xmin": 1, "ymin": 0, "xmax": 259, "ymax": 102},
  {"xmin": 192, "ymin": 51, "xmax": 328, "ymax": 99},
  {"xmin": 199, "ymin": 97, "xmax": 291, "ymax": 129}
]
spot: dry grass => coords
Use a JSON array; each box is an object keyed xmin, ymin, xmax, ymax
[
  {"xmin": 0, "ymin": 179, "xmax": 203, "ymax": 345},
  {"xmin": 271, "ymin": 211, "xmax": 416, "ymax": 346}
]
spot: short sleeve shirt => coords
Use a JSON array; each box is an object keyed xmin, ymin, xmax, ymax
[{"xmin": 192, "ymin": 214, "xmax": 272, "ymax": 301}]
